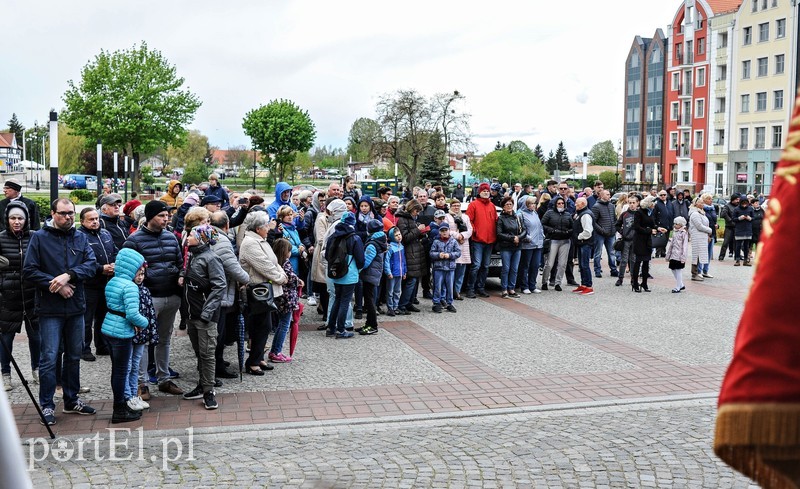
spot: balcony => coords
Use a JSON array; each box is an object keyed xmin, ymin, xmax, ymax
[
  {"xmin": 678, "ymin": 85, "xmax": 693, "ymax": 98},
  {"xmin": 715, "ymin": 79, "xmax": 726, "ymax": 92},
  {"xmin": 676, "ymin": 52, "xmax": 694, "ymax": 66},
  {"xmin": 714, "ymin": 112, "xmax": 726, "ymax": 124}
]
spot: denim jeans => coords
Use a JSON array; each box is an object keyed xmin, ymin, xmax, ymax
[
  {"xmin": 151, "ymin": 294, "xmax": 180, "ymax": 385},
  {"xmin": 128, "ymin": 343, "xmax": 145, "ymax": 400},
  {"xmin": 271, "ymin": 310, "xmax": 292, "ymax": 355},
  {"xmin": 39, "ymin": 315, "xmax": 84, "ymax": 410},
  {"xmin": 578, "ymin": 243, "xmax": 593, "ymax": 287},
  {"xmin": 519, "ymin": 248, "xmax": 543, "ymax": 291},
  {"xmin": 326, "ymin": 277, "xmax": 353, "ymax": 329},
  {"xmin": 399, "ymin": 277, "xmax": 418, "ymax": 310},
  {"xmin": 83, "ymin": 287, "xmax": 109, "ymax": 354},
  {"xmin": 386, "ymin": 276, "xmax": 403, "ymax": 310},
  {"xmin": 328, "ymin": 283, "xmax": 356, "ymax": 334},
  {"xmin": 105, "ymin": 334, "xmax": 132, "ymax": 405},
  {"xmin": 593, "ymin": 234, "xmax": 618, "ymax": 275},
  {"xmin": 499, "ymin": 249, "xmax": 521, "ymax": 291},
  {"xmin": 467, "ymin": 242, "xmax": 493, "ymax": 292},
  {"xmin": 702, "ymin": 239, "xmax": 714, "ymax": 274},
  {"xmin": 0, "ymin": 319, "xmax": 40, "ymax": 375},
  {"xmin": 454, "ymin": 264, "xmax": 467, "ymax": 294},
  {"xmin": 432, "ymin": 269, "xmax": 454, "ymax": 305}
]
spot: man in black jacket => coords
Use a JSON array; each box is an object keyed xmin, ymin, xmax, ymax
[
  {"xmin": 98, "ymin": 193, "xmax": 129, "ymax": 250},
  {"xmin": 0, "ymin": 178, "xmax": 40, "ymax": 232},
  {"xmin": 123, "ymin": 200, "xmax": 184, "ymax": 396},
  {"xmin": 591, "ymin": 190, "xmax": 618, "ymax": 278},
  {"xmin": 652, "ymin": 190, "xmax": 673, "ymax": 257},
  {"xmin": 718, "ymin": 194, "xmax": 740, "ymax": 260}
]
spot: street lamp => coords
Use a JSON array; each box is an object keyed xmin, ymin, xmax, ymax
[{"xmin": 252, "ymin": 149, "xmax": 257, "ymax": 189}]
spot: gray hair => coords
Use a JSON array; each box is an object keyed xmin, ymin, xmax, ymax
[
  {"xmin": 640, "ymin": 196, "xmax": 657, "ymax": 209},
  {"xmin": 387, "ymin": 195, "xmax": 400, "ymax": 205},
  {"xmin": 247, "ymin": 211, "xmax": 269, "ymax": 232},
  {"xmin": 210, "ymin": 210, "xmax": 229, "ymax": 229},
  {"xmin": 673, "ymin": 216, "xmax": 687, "ymax": 227}
]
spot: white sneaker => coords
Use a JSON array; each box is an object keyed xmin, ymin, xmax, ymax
[
  {"xmin": 127, "ymin": 397, "xmax": 144, "ymax": 411},
  {"xmin": 2, "ymin": 373, "xmax": 11, "ymax": 391},
  {"xmin": 533, "ymin": 288, "xmax": 542, "ymax": 294},
  {"xmin": 136, "ymin": 396, "xmax": 150, "ymax": 409},
  {"xmin": 307, "ymin": 295, "xmax": 318, "ymax": 306},
  {"xmin": 522, "ymin": 289, "xmax": 531, "ymax": 294},
  {"xmin": 31, "ymin": 369, "xmax": 39, "ymax": 384}
]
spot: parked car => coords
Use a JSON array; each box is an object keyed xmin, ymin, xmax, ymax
[
  {"xmin": 461, "ymin": 201, "xmax": 503, "ymax": 278},
  {"xmin": 711, "ymin": 196, "xmax": 727, "ymax": 215},
  {"xmin": 62, "ymin": 174, "xmax": 98, "ymax": 191},
  {"xmin": 292, "ymin": 184, "xmax": 319, "ymax": 194}
]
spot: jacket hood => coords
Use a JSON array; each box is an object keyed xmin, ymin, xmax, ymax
[
  {"xmin": 167, "ymin": 180, "xmax": 183, "ymax": 194},
  {"xmin": 327, "ymin": 199, "xmax": 347, "ymax": 221},
  {"xmin": 358, "ymin": 195, "xmax": 375, "ymax": 215},
  {"xmin": 4, "ymin": 200, "xmax": 30, "ymax": 232},
  {"xmin": 275, "ymin": 182, "xmax": 292, "ymax": 204},
  {"xmin": 114, "ymin": 247, "xmax": 145, "ymax": 281},
  {"xmin": 331, "ymin": 221, "xmax": 355, "ymax": 240},
  {"xmin": 311, "ymin": 191, "xmax": 321, "ymax": 213}
]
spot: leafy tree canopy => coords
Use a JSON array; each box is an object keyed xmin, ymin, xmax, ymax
[
  {"xmin": 418, "ymin": 130, "xmax": 452, "ymax": 188},
  {"xmin": 598, "ymin": 170, "xmax": 619, "ymax": 190},
  {"xmin": 165, "ymin": 129, "xmax": 209, "ymax": 168},
  {"xmin": 470, "ymin": 146, "xmax": 547, "ymax": 185},
  {"xmin": 346, "ymin": 117, "xmax": 383, "ymax": 162},
  {"xmin": 242, "ymin": 99, "xmax": 316, "ymax": 182},
  {"xmin": 61, "ymin": 41, "xmax": 201, "ymax": 191},
  {"xmin": 588, "ymin": 140, "xmax": 619, "ymax": 166}
]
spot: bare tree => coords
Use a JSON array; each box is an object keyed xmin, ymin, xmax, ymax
[{"xmin": 432, "ymin": 90, "xmax": 473, "ymax": 163}]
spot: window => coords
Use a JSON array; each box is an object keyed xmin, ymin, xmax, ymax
[
  {"xmin": 715, "ymin": 129, "xmax": 725, "ymax": 146},
  {"xmin": 774, "ymin": 90, "xmax": 784, "ymax": 110},
  {"xmin": 676, "ymin": 42, "xmax": 683, "ymax": 62},
  {"xmin": 756, "ymin": 92, "xmax": 767, "ymax": 111},
  {"xmin": 672, "ymin": 72, "xmax": 680, "ymax": 90},
  {"xmin": 742, "ymin": 94, "xmax": 750, "ymax": 112},
  {"xmin": 772, "ymin": 0, "xmax": 777, "ymax": 6},
  {"xmin": 740, "ymin": 128, "xmax": 749, "ymax": 149},
  {"xmin": 696, "ymin": 67, "xmax": 706, "ymax": 86},
  {"xmin": 682, "ymin": 171, "xmax": 690, "ymax": 182},
  {"xmin": 752, "ymin": 0, "xmax": 758, "ymax": 11},
  {"xmin": 694, "ymin": 130, "xmax": 704, "ymax": 149},
  {"xmin": 759, "ymin": 23, "xmax": 769, "ymax": 42},
  {"xmin": 775, "ymin": 54, "xmax": 785, "ymax": 74},
  {"xmin": 761, "ymin": 0, "xmax": 767, "ymax": 8},
  {"xmin": 757, "ymin": 57, "xmax": 768, "ymax": 76},
  {"xmin": 719, "ymin": 32, "xmax": 728, "ymax": 48},
  {"xmin": 742, "ymin": 60, "xmax": 751, "ymax": 79},
  {"xmin": 671, "ymin": 101, "xmax": 679, "ymax": 120},
  {"xmin": 696, "ymin": 14, "xmax": 704, "ymax": 30},
  {"xmin": 670, "ymin": 132, "xmax": 679, "ymax": 150},
  {"xmin": 773, "ymin": 126, "xmax": 783, "ymax": 148},
  {"xmin": 755, "ymin": 127, "xmax": 766, "ymax": 149},
  {"xmin": 743, "ymin": 27, "xmax": 752, "ymax": 45},
  {"xmin": 696, "ymin": 99, "xmax": 705, "ymax": 118},
  {"xmin": 717, "ymin": 64, "xmax": 727, "ymax": 81},
  {"xmin": 697, "ymin": 37, "xmax": 706, "ymax": 55},
  {"xmin": 776, "ymin": 19, "xmax": 786, "ymax": 38},
  {"xmin": 716, "ymin": 97, "xmax": 726, "ymax": 113}
]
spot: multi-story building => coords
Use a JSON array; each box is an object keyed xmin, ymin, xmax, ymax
[
  {"xmin": 0, "ymin": 133, "xmax": 21, "ymax": 173},
  {"xmin": 728, "ymin": 0, "xmax": 799, "ymax": 196},
  {"xmin": 665, "ymin": 0, "xmax": 744, "ymax": 193},
  {"xmin": 622, "ymin": 29, "xmax": 667, "ymax": 186},
  {"xmin": 708, "ymin": 9, "xmax": 738, "ymax": 195}
]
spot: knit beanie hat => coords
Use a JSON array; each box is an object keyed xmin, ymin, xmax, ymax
[
  {"xmin": 367, "ymin": 219, "xmax": 383, "ymax": 234},
  {"xmin": 479, "ymin": 183, "xmax": 491, "ymax": 193},
  {"xmin": 183, "ymin": 192, "xmax": 200, "ymax": 207},
  {"xmin": 144, "ymin": 200, "xmax": 169, "ymax": 222},
  {"xmin": 341, "ymin": 211, "xmax": 356, "ymax": 227},
  {"xmin": 122, "ymin": 199, "xmax": 142, "ymax": 217}
]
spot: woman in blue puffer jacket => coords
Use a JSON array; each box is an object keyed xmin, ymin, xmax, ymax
[{"xmin": 102, "ymin": 247, "xmax": 149, "ymax": 424}]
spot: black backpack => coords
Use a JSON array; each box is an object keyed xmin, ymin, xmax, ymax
[{"xmin": 327, "ymin": 233, "xmax": 353, "ymax": 279}]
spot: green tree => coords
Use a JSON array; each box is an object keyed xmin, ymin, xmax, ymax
[
  {"xmin": 588, "ymin": 140, "xmax": 619, "ymax": 166},
  {"xmin": 62, "ymin": 41, "xmax": 201, "ymax": 192},
  {"xmin": 182, "ymin": 160, "xmax": 211, "ymax": 185},
  {"xmin": 470, "ymin": 147, "xmax": 546, "ymax": 185},
  {"xmin": 555, "ymin": 141, "xmax": 570, "ymax": 172},
  {"xmin": 533, "ymin": 144, "xmax": 544, "ymax": 163},
  {"xmin": 545, "ymin": 150, "xmax": 557, "ymax": 173},
  {"xmin": 165, "ymin": 129, "xmax": 209, "ymax": 169},
  {"xmin": 598, "ymin": 170, "xmax": 618, "ymax": 190},
  {"xmin": 140, "ymin": 165, "xmax": 156, "ymax": 186},
  {"xmin": 346, "ymin": 117, "xmax": 383, "ymax": 162},
  {"xmin": 242, "ymin": 99, "xmax": 316, "ymax": 182},
  {"xmin": 418, "ymin": 130, "xmax": 452, "ymax": 188},
  {"xmin": 7, "ymin": 113, "xmax": 24, "ymax": 147},
  {"xmin": 58, "ymin": 123, "xmax": 91, "ymax": 175}
]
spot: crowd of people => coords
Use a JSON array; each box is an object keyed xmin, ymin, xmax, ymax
[{"xmin": 0, "ymin": 172, "xmax": 762, "ymax": 427}]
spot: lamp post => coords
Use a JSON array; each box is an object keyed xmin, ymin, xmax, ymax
[
  {"xmin": 113, "ymin": 152, "xmax": 118, "ymax": 193},
  {"xmin": 96, "ymin": 140, "xmax": 103, "ymax": 198},
  {"xmin": 48, "ymin": 111, "xmax": 58, "ymax": 202},
  {"xmin": 252, "ymin": 149, "xmax": 257, "ymax": 189}
]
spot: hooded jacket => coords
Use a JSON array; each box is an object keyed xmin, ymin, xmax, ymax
[
  {"xmin": 360, "ymin": 231, "xmax": 387, "ymax": 285},
  {"xmin": 23, "ymin": 219, "xmax": 98, "ymax": 317},
  {"xmin": 159, "ymin": 180, "xmax": 185, "ymax": 208},
  {"xmin": 355, "ymin": 195, "xmax": 377, "ymax": 242},
  {"xmin": 541, "ymin": 199, "xmax": 573, "ymax": 240},
  {"xmin": 0, "ymin": 202, "xmax": 35, "ymax": 333},
  {"xmin": 185, "ymin": 242, "xmax": 227, "ymax": 323},
  {"xmin": 517, "ymin": 200, "xmax": 544, "ymax": 249},
  {"xmin": 101, "ymin": 248, "xmax": 148, "ymax": 339},
  {"xmin": 384, "ymin": 228, "xmax": 407, "ymax": 277},
  {"xmin": 210, "ymin": 225, "xmax": 250, "ymax": 308},
  {"xmin": 325, "ymin": 221, "xmax": 365, "ymax": 285},
  {"xmin": 99, "ymin": 211, "xmax": 130, "ymax": 250},
  {"xmin": 732, "ymin": 204, "xmax": 755, "ymax": 238},
  {"xmin": 77, "ymin": 223, "xmax": 118, "ymax": 290},
  {"xmin": 267, "ymin": 182, "xmax": 296, "ymax": 220},
  {"xmin": 205, "ymin": 182, "xmax": 229, "ymax": 208},
  {"xmin": 395, "ymin": 210, "xmax": 428, "ymax": 278},
  {"xmin": 430, "ymin": 234, "xmax": 461, "ymax": 271},
  {"xmin": 0, "ymin": 194, "xmax": 41, "ymax": 233},
  {"xmin": 465, "ymin": 197, "xmax": 497, "ymax": 244}
]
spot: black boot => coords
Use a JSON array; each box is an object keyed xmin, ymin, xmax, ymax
[{"xmin": 112, "ymin": 403, "xmax": 142, "ymax": 424}]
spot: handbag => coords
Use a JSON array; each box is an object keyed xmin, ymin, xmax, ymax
[
  {"xmin": 651, "ymin": 231, "xmax": 669, "ymax": 249},
  {"xmin": 246, "ymin": 282, "xmax": 277, "ymax": 313},
  {"xmin": 613, "ymin": 239, "xmax": 624, "ymax": 252},
  {"xmin": 542, "ymin": 238, "xmax": 552, "ymax": 254}
]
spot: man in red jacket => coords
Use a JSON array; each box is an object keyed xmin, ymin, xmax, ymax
[{"xmin": 465, "ymin": 183, "xmax": 498, "ymax": 298}]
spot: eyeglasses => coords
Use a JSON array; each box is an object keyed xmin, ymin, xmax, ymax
[
  {"xmin": 658, "ymin": 193, "xmax": 667, "ymax": 196},
  {"xmin": 55, "ymin": 211, "xmax": 75, "ymax": 217},
  {"xmin": 558, "ymin": 187, "xmax": 568, "ymax": 191}
]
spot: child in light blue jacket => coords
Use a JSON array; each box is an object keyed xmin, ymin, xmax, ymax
[{"xmin": 383, "ymin": 227, "xmax": 406, "ymax": 316}]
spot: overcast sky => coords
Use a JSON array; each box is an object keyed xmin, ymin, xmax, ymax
[{"xmin": 3, "ymin": 0, "xmax": 680, "ymax": 158}]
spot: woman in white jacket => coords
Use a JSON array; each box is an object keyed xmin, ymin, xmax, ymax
[
  {"xmin": 688, "ymin": 198, "xmax": 714, "ymax": 282},
  {"xmin": 239, "ymin": 212, "xmax": 287, "ymax": 375}
]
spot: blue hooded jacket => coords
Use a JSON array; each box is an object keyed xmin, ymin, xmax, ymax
[
  {"xmin": 102, "ymin": 248, "xmax": 148, "ymax": 339},
  {"xmin": 384, "ymin": 228, "xmax": 406, "ymax": 277},
  {"xmin": 517, "ymin": 195, "xmax": 544, "ymax": 249},
  {"xmin": 325, "ymin": 219, "xmax": 365, "ymax": 285},
  {"xmin": 267, "ymin": 182, "xmax": 304, "ymax": 230}
]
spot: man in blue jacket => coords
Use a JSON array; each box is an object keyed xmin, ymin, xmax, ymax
[{"xmin": 23, "ymin": 198, "xmax": 98, "ymax": 426}]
